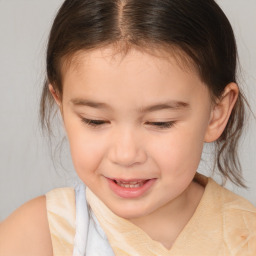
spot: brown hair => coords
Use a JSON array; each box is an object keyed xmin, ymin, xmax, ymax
[{"xmin": 41, "ymin": 0, "xmax": 247, "ymax": 187}]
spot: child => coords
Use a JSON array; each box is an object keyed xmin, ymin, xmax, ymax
[{"xmin": 0, "ymin": 0, "xmax": 255, "ymax": 255}]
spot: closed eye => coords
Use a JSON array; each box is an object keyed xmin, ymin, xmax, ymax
[
  {"xmin": 81, "ymin": 118, "xmax": 176, "ymax": 129},
  {"xmin": 81, "ymin": 118, "xmax": 108, "ymax": 127},
  {"xmin": 145, "ymin": 121, "xmax": 176, "ymax": 129}
]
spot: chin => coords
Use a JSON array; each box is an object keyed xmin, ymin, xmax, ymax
[
  {"xmin": 114, "ymin": 210, "xmax": 145, "ymax": 220},
  {"xmin": 109, "ymin": 203, "xmax": 151, "ymax": 220}
]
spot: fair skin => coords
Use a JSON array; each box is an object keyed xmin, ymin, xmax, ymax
[{"xmin": 0, "ymin": 47, "xmax": 238, "ymax": 255}]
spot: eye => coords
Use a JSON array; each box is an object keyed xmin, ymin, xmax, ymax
[
  {"xmin": 81, "ymin": 118, "xmax": 108, "ymax": 127},
  {"xmin": 145, "ymin": 121, "xmax": 176, "ymax": 129}
]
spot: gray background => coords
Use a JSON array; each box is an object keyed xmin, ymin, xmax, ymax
[{"xmin": 0, "ymin": 0, "xmax": 255, "ymax": 221}]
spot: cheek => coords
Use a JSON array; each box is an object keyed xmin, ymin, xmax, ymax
[
  {"xmin": 64, "ymin": 120, "xmax": 105, "ymax": 178},
  {"xmin": 151, "ymin": 123, "xmax": 207, "ymax": 176}
]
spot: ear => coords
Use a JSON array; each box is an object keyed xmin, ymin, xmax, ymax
[
  {"xmin": 204, "ymin": 83, "xmax": 239, "ymax": 143},
  {"xmin": 49, "ymin": 84, "xmax": 61, "ymax": 106}
]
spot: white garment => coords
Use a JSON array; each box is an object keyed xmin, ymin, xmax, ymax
[{"xmin": 73, "ymin": 184, "xmax": 115, "ymax": 256}]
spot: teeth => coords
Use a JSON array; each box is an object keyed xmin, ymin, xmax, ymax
[{"xmin": 116, "ymin": 180, "xmax": 146, "ymax": 188}]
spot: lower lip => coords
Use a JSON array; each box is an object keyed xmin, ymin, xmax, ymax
[{"xmin": 107, "ymin": 178, "xmax": 156, "ymax": 199}]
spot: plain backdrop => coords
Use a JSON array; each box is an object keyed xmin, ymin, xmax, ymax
[{"xmin": 0, "ymin": 0, "xmax": 255, "ymax": 221}]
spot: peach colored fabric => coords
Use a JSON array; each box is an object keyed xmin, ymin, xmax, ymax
[
  {"xmin": 46, "ymin": 187, "xmax": 76, "ymax": 256},
  {"xmin": 87, "ymin": 175, "xmax": 256, "ymax": 256},
  {"xmin": 46, "ymin": 175, "xmax": 256, "ymax": 256}
]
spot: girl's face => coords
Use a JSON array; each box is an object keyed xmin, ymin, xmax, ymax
[{"xmin": 60, "ymin": 47, "xmax": 213, "ymax": 219}]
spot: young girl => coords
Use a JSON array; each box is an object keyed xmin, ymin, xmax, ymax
[{"xmin": 1, "ymin": 0, "xmax": 255, "ymax": 255}]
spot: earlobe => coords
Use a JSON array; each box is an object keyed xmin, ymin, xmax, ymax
[
  {"xmin": 49, "ymin": 84, "xmax": 61, "ymax": 106},
  {"xmin": 204, "ymin": 83, "xmax": 239, "ymax": 143}
]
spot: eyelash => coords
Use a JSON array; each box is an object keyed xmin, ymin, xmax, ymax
[
  {"xmin": 145, "ymin": 121, "xmax": 175, "ymax": 129},
  {"xmin": 81, "ymin": 118, "xmax": 176, "ymax": 129},
  {"xmin": 81, "ymin": 118, "xmax": 108, "ymax": 127}
]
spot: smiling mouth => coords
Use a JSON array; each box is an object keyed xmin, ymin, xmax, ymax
[
  {"xmin": 107, "ymin": 177, "xmax": 156, "ymax": 198},
  {"xmin": 113, "ymin": 179, "xmax": 149, "ymax": 188}
]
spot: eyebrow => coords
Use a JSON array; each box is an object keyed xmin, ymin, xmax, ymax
[
  {"xmin": 71, "ymin": 98, "xmax": 190, "ymax": 112},
  {"xmin": 71, "ymin": 98, "xmax": 111, "ymax": 109},
  {"xmin": 139, "ymin": 101, "xmax": 190, "ymax": 113}
]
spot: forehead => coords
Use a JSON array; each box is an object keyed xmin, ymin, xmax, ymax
[
  {"xmin": 61, "ymin": 45, "xmax": 199, "ymax": 81},
  {"xmin": 61, "ymin": 46, "xmax": 209, "ymax": 106}
]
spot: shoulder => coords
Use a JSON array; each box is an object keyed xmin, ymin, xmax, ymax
[
  {"xmin": 46, "ymin": 187, "xmax": 76, "ymax": 230},
  {"xmin": 222, "ymin": 188, "xmax": 256, "ymax": 254},
  {"xmin": 0, "ymin": 195, "xmax": 53, "ymax": 256},
  {"xmin": 215, "ymin": 180, "xmax": 256, "ymax": 214},
  {"xmin": 46, "ymin": 187, "xmax": 75, "ymax": 206},
  {"xmin": 206, "ymin": 177, "xmax": 256, "ymax": 212},
  {"xmin": 0, "ymin": 187, "xmax": 77, "ymax": 256},
  {"xmin": 46, "ymin": 187, "xmax": 77, "ymax": 255},
  {"xmin": 209, "ymin": 178, "xmax": 256, "ymax": 222},
  {"xmin": 209, "ymin": 179, "xmax": 256, "ymax": 254}
]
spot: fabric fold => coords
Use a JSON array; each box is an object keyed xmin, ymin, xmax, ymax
[{"xmin": 46, "ymin": 187, "xmax": 76, "ymax": 255}]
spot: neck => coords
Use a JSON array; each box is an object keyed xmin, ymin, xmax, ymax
[{"xmin": 129, "ymin": 181, "xmax": 204, "ymax": 250}]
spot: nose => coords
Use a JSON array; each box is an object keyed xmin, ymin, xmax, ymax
[{"xmin": 107, "ymin": 127, "xmax": 147, "ymax": 167}]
